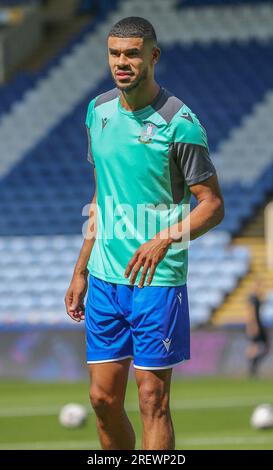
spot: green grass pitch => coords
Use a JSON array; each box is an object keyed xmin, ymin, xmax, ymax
[{"xmin": 0, "ymin": 377, "xmax": 273, "ymax": 450}]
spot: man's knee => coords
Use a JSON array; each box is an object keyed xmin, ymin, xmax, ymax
[
  {"xmin": 138, "ymin": 382, "xmax": 169, "ymax": 419},
  {"xmin": 89, "ymin": 386, "xmax": 122, "ymax": 418}
]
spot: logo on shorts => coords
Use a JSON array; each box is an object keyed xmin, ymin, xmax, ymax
[
  {"xmin": 162, "ymin": 338, "xmax": 172, "ymax": 352},
  {"xmin": 177, "ymin": 292, "xmax": 182, "ymax": 305}
]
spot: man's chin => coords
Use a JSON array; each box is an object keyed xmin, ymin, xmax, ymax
[{"xmin": 115, "ymin": 80, "xmax": 139, "ymax": 92}]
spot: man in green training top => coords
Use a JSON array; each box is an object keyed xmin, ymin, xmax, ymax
[{"xmin": 65, "ymin": 16, "xmax": 224, "ymax": 450}]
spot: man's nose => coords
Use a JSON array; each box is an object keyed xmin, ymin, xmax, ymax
[{"xmin": 117, "ymin": 53, "xmax": 128, "ymax": 67}]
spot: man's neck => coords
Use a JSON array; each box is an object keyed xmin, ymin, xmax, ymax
[{"xmin": 119, "ymin": 81, "xmax": 161, "ymax": 112}]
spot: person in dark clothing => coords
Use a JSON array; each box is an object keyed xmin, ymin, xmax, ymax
[{"xmin": 245, "ymin": 280, "xmax": 270, "ymax": 377}]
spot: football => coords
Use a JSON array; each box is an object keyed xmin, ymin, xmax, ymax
[
  {"xmin": 250, "ymin": 404, "xmax": 273, "ymax": 430},
  {"xmin": 59, "ymin": 403, "xmax": 88, "ymax": 428}
]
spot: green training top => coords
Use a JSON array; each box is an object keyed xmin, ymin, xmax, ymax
[{"xmin": 85, "ymin": 86, "xmax": 216, "ymax": 286}]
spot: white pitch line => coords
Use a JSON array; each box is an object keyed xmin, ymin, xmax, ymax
[
  {"xmin": 176, "ymin": 435, "xmax": 273, "ymax": 447},
  {"xmin": 170, "ymin": 396, "xmax": 273, "ymax": 410},
  {"xmin": 0, "ymin": 440, "xmax": 101, "ymax": 450},
  {"xmin": 0, "ymin": 405, "xmax": 62, "ymax": 418},
  {"xmin": 0, "ymin": 435, "xmax": 273, "ymax": 450},
  {"xmin": 0, "ymin": 396, "xmax": 272, "ymax": 418}
]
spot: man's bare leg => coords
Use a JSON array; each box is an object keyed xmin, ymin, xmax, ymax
[
  {"xmin": 135, "ymin": 367, "xmax": 174, "ymax": 450},
  {"xmin": 88, "ymin": 358, "xmax": 135, "ymax": 450}
]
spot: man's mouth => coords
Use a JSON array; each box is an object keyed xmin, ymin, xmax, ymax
[{"xmin": 116, "ymin": 71, "xmax": 133, "ymax": 79}]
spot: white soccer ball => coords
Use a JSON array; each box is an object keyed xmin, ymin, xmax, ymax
[
  {"xmin": 250, "ymin": 404, "xmax": 273, "ymax": 430},
  {"xmin": 59, "ymin": 403, "xmax": 88, "ymax": 428}
]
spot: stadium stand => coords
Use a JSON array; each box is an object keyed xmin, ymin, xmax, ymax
[
  {"xmin": 0, "ymin": 1, "xmax": 118, "ymax": 116},
  {"xmin": 0, "ymin": 232, "xmax": 250, "ymax": 326},
  {"xmin": 0, "ymin": 0, "xmax": 272, "ymax": 326}
]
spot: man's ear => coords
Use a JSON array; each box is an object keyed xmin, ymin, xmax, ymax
[{"xmin": 152, "ymin": 47, "xmax": 161, "ymax": 65}]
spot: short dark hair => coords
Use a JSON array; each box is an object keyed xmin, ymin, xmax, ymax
[{"xmin": 108, "ymin": 16, "xmax": 157, "ymax": 44}]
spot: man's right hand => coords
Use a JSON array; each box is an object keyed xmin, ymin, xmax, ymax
[{"xmin": 64, "ymin": 273, "xmax": 88, "ymax": 323}]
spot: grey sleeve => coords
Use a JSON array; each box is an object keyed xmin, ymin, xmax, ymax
[
  {"xmin": 175, "ymin": 142, "xmax": 216, "ymax": 186},
  {"xmin": 86, "ymin": 125, "xmax": 95, "ymax": 166}
]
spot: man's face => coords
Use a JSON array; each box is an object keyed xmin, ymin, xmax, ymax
[{"xmin": 108, "ymin": 36, "xmax": 159, "ymax": 92}]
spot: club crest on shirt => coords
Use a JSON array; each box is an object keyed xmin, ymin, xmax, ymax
[{"xmin": 138, "ymin": 122, "xmax": 158, "ymax": 144}]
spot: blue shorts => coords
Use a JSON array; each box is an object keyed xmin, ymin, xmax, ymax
[{"xmin": 85, "ymin": 274, "xmax": 190, "ymax": 370}]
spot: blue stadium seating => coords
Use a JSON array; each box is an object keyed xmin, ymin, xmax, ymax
[
  {"xmin": 0, "ymin": 232, "xmax": 250, "ymax": 326},
  {"xmin": 1, "ymin": 0, "xmax": 272, "ymax": 325},
  {"xmin": 0, "ymin": 0, "xmax": 122, "ymax": 118},
  {"xmin": 177, "ymin": 0, "xmax": 273, "ymax": 7},
  {"xmin": 0, "ymin": 1, "xmax": 40, "ymax": 5},
  {"xmin": 1, "ymin": 40, "xmax": 273, "ymax": 237}
]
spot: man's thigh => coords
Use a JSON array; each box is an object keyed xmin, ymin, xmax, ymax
[
  {"xmin": 89, "ymin": 358, "xmax": 132, "ymax": 402},
  {"xmin": 85, "ymin": 275, "xmax": 133, "ymax": 363}
]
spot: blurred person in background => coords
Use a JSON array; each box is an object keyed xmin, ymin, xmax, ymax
[{"xmin": 245, "ymin": 279, "xmax": 270, "ymax": 377}]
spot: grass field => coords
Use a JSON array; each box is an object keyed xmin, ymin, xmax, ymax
[{"xmin": 0, "ymin": 377, "xmax": 273, "ymax": 450}]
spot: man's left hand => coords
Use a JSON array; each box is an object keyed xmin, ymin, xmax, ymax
[{"xmin": 124, "ymin": 233, "xmax": 172, "ymax": 287}]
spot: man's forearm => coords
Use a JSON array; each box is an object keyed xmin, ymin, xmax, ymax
[
  {"xmin": 185, "ymin": 198, "xmax": 224, "ymax": 241},
  {"xmin": 73, "ymin": 194, "xmax": 97, "ymax": 277},
  {"xmin": 161, "ymin": 198, "xmax": 224, "ymax": 244},
  {"xmin": 73, "ymin": 237, "xmax": 96, "ymax": 276}
]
